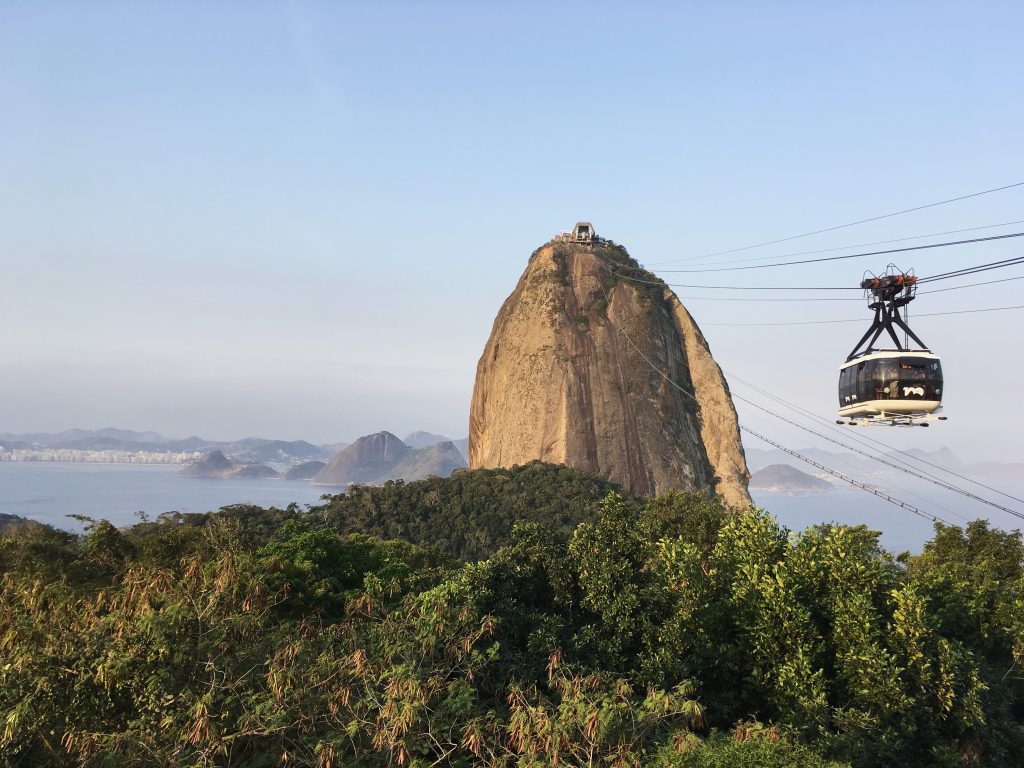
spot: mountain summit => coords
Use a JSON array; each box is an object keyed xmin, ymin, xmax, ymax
[
  {"xmin": 312, "ymin": 431, "xmax": 466, "ymax": 486},
  {"xmin": 468, "ymin": 227, "xmax": 751, "ymax": 506}
]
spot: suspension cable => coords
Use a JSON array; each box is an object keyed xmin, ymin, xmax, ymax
[
  {"xmin": 918, "ymin": 255, "xmax": 1024, "ymax": 283},
  {"xmin": 589, "ymin": 267, "xmax": 952, "ymax": 524},
  {"xmin": 704, "ymin": 304, "xmax": 1024, "ymax": 327},
  {"xmin": 730, "ymin": 389, "xmax": 1023, "ymax": 521},
  {"xmin": 740, "ymin": 426, "xmax": 949, "ymax": 524},
  {"xmin": 727, "ymin": 371, "xmax": 1024, "ymax": 508},
  {"xmin": 648, "ymin": 219, "xmax": 1024, "ymax": 268},
  {"xmin": 656, "ymin": 232, "xmax": 1024, "ymax": 274},
  {"xmin": 677, "ymin": 181, "xmax": 1024, "ymax": 262},
  {"xmin": 678, "ymin": 274, "xmax": 1024, "ymax": 301},
  {"xmin": 601, "ymin": 245, "xmax": 1024, "ymax": 292},
  {"xmin": 563, "ymin": 243, "xmax": 1019, "ymax": 526},
  {"xmin": 921, "ymin": 273, "xmax": 1024, "ymax": 295}
]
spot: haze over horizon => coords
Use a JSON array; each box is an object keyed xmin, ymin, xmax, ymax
[{"xmin": 3, "ymin": 2, "xmax": 1023, "ymax": 460}]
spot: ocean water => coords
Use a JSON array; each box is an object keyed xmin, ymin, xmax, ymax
[
  {"xmin": 752, "ymin": 482, "xmax": 1024, "ymax": 553},
  {"xmin": 753, "ymin": 488, "xmax": 939, "ymax": 553},
  {"xmin": 0, "ymin": 462, "xmax": 1020, "ymax": 553},
  {"xmin": 0, "ymin": 462, "xmax": 329, "ymax": 532}
]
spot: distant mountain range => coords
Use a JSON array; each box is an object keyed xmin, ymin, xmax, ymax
[
  {"xmin": 176, "ymin": 431, "xmax": 468, "ymax": 486},
  {"xmin": 0, "ymin": 428, "xmax": 337, "ymax": 464},
  {"xmin": 0, "ymin": 428, "xmax": 472, "ymax": 467},
  {"xmin": 1, "ymin": 427, "xmax": 169, "ymax": 447},
  {"xmin": 56, "ymin": 427, "xmax": 463, "ymax": 486},
  {"xmin": 744, "ymin": 446, "xmax": 1024, "ymax": 490}
]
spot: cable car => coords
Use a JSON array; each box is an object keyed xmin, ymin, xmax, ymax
[{"xmin": 837, "ymin": 266, "xmax": 946, "ymax": 427}]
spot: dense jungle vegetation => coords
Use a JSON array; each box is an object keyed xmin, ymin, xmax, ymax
[{"xmin": 1, "ymin": 463, "xmax": 1022, "ymax": 767}]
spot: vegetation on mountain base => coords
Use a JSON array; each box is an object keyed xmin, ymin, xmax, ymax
[
  {"xmin": 0, "ymin": 464, "xmax": 1021, "ymax": 767},
  {"xmin": 312, "ymin": 461, "xmax": 634, "ymax": 561}
]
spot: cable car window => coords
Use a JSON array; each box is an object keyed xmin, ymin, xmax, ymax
[
  {"xmin": 875, "ymin": 359, "xmax": 898, "ymax": 399},
  {"xmin": 898, "ymin": 357, "xmax": 942, "ymax": 383},
  {"xmin": 876, "ymin": 359, "xmax": 898, "ymax": 381},
  {"xmin": 899, "ymin": 357, "xmax": 940, "ymax": 370},
  {"xmin": 838, "ymin": 367, "xmax": 855, "ymax": 404}
]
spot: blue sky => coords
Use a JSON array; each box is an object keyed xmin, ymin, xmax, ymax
[{"xmin": 2, "ymin": 1, "xmax": 1022, "ymax": 460}]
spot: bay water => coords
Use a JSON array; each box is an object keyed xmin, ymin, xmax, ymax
[
  {"xmin": 1, "ymin": 462, "xmax": 1020, "ymax": 553},
  {"xmin": 0, "ymin": 462, "xmax": 329, "ymax": 532}
]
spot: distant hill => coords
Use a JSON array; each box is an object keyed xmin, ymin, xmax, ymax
[
  {"xmin": 887, "ymin": 446, "xmax": 965, "ymax": 471},
  {"xmin": 2, "ymin": 428, "xmax": 334, "ymax": 465},
  {"xmin": 313, "ymin": 432, "xmax": 467, "ymax": 486},
  {"xmin": 284, "ymin": 460, "xmax": 327, "ymax": 480},
  {"xmin": 0, "ymin": 427, "xmax": 168, "ymax": 448},
  {"xmin": 403, "ymin": 431, "xmax": 451, "ymax": 449},
  {"xmin": 744, "ymin": 447, "xmax": 858, "ymax": 474},
  {"xmin": 2, "ymin": 428, "xmax": 472, "ymax": 467},
  {"xmin": 178, "ymin": 450, "xmax": 235, "ymax": 477},
  {"xmin": 178, "ymin": 450, "xmax": 280, "ymax": 479},
  {"xmin": 402, "ymin": 431, "xmax": 470, "ymax": 463},
  {"xmin": 314, "ymin": 433, "xmax": 410, "ymax": 485},
  {"xmin": 226, "ymin": 439, "xmax": 328, "ymax": 463},
  {"xmin": 391, "ymin": 441, "xmax": 467, "ymax": 481},
  {"xmin": 745, "ymin": 445, "xmax": 1024, "ymax": 486},
  {"xmin": 317, "ymin": 442, "xmax": 350, "ymax": 456},
  {"xmin": 750, "ymin": 464, "xmax": 832, "ymax": 493},
  {"xmin": 223, "ymin": 463, "xmax": 280, "ymax": 479},
  {"xmin": 60, "ymin": 436, "xmax": 171, "ymax": 452}
]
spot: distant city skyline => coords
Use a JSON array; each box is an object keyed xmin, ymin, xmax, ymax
[{"xmin": 3, "ymin": 2, "xmax": 1023, "ymax": 462}]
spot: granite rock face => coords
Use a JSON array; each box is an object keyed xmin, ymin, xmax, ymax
[{"xmin": 468, "ymin": 239, "xmax": 751, "ymax": 507}]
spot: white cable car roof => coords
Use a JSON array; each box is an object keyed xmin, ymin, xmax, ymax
[{"xmin": 839, "ymin": 349, "xmax": 940, "ymax": 371}]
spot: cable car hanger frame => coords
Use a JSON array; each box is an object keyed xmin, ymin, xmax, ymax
[{"xmin": 846, "ymin": 265, "xmax": 929, "ymax": 361}]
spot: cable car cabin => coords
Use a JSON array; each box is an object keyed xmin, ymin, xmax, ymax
[
  {"xmin": 838, "ymin": 351, "xmax": 943, "ymax": 425},
  {"xmin": 838, "ymin": 266, "xmax": 946, "ymax": 426}
]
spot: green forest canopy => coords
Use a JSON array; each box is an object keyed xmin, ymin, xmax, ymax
[{"xmin": 1, "ymin": 462, "xmax": 1021, "ymax": 767}]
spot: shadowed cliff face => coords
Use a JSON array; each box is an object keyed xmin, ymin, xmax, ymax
[{"xmin": 468, "ymin": 241, "xmax": 751, "ymax": 507}]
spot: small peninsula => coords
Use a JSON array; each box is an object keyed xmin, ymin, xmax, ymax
[{"xmin": 749, "ymin": 464, "xmax": 832, "ymax": 493}]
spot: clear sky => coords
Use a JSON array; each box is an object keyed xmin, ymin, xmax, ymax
[{"xmin": 2, "ymin": 2, "xmax": 1022, "ymax": 461}]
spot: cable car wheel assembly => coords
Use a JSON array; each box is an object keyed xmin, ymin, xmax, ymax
[{"xmin": 837, "ymin": 265, "xmax": 946, "ymax": 427}]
